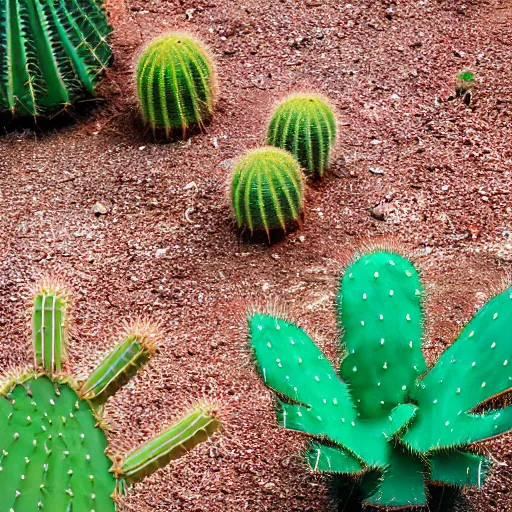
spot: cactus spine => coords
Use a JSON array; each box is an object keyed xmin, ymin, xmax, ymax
[
  {"xmin": 230, "ymin": 146, "xmax": 304, "ymax": 237},
  {"xmin": 267, "ymin": 93, "xmax": 336, "ymax": 179},
  {"xmin": 249, "ymin": 249, "xmax": 512, "ymax": 509},
  {"xmin": 136, "ymin": 32, "xmax": 216, "ymax": 138},
  {"xmin": 0, "ymin": 0, "xmax": 112, "ymax": 117},
  {"xmin": 0, "ymin": 279, "xmax": 222, "ymax": 510}
]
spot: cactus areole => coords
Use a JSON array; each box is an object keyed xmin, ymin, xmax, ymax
[
  {"xmin": 136, "ymin": 32, "xmax": 216, "ymax": 138},
  {"xmin": 249, "ymin": 249, "xmax": 512, "ymax": 509},
  {"xmin": 0, "ymin": 0, "xmax": 113, "ymax": 117},
  {"xmin": 0, "ymin": 281, "xmax": 221, "ymax": 511}
]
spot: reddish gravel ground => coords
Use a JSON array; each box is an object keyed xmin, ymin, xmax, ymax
[{"xmin": 1, "ymin": 0, "xmax": 511, "ymax": 511}]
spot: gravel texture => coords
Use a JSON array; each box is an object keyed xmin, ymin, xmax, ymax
[{"xmin": 0, "ymin": 0, "xmax": 511, "ymax": 511}]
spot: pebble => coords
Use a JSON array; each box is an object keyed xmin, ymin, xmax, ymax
[
  {"xmin": 92, "ymin": 202, "xmax": 107, "ymax": 215},
  {"xmin": 370, "ymin": 167, "xmax": 385, "ymax": 175}
]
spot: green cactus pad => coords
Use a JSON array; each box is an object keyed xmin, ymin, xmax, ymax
[
  {"xmin": 0, "ymin": 376, "xmax": 116, "ymax": 511},
  {"xmin": 363, "ymin": 449, "xmax": 427, "ymax": 508},
  {"xmin": 249, "ymin": 313, "xmax": 417, "ymax": 467},
  {"xmin": 430, "ymin": 451, "xmax": 491, "ymax": 487},
  {"xmin": 0, "ymin": 0, "xmax": 112, "ymax": 117},
  {"xmin": 305, "ymin": 442, "xmax": 364, "ymax": 474},
  {"xmin": 403, "ymin": 286, "xmax": 512, "ymax": 453},
  {"xmin": 230, "ymin": 147, "xmax": 304, "ymax": 237},
  {"xmin": 136, "ymin": 33, "xmax": 216, "ymax": 138},
  {"xmin": 80, "ymin": 325, "xmax": 156, "ymax": 404},
  {"xmin": 118, "ymin": 406, "xmax": 221, "ymax": 486},
  {"xmin": 267, "ymin": 93, "xmax": 336, "ymax": 179},
  {"xmin": 337, "ymin": 251, "xmax": 426, "ymax": 419},
  {"xmin": 32, "ymin": 285, "xmax": 69, "ymax": 373}
]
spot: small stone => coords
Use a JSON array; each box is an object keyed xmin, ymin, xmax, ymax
[
  {"xmin": 92, "ymin": 202, "xmax": 107, "ymax": 216},
  {"xmin": 369, "ymin": 167, "xmax": 385, "ymax": 175}
]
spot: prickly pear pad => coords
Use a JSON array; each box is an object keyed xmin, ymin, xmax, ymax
[
  {"xmin": 338, "ymin": 251, "xmax": 426, "ymax": 418},
  {"xmin": 0, "ymin": 377, "xmax": 115, "ymax": 511}
]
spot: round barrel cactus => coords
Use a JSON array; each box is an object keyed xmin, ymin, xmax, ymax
[
  {"xmin": 0, "ymin": 279, "xmax": 222, "ymax": 511},
  {"xmin": 267, "ymin": 93, "xmax": 337, "ymax": 179},
  {"xmin": 0, "ymin": 0, "xmax": 113, "ymax": 117},
  {"xmin": 136, "ymin": 32, "xmax": 216, "ymax": 138},
  {"xmin": 229, "ymin": 146, "xmax": 304, "ymax": 237}
]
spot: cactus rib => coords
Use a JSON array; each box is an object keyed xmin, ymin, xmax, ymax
[{"xmin": 0, "ymin": 0, "xmax": 112, "ymax": 117}]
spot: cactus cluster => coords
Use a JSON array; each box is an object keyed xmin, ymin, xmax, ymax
[
  {"xmin": 267, "ymin": 94, "xmax": 337, "ymax": 179},
  {"xmin": 136, "ymin": 33, "xmax": 216, "ymax": 138},
  {"xmin": 0, "ymin": 280, "xmax": 222, "ymax": 510},
  {"xmin": 229, "ymin": 146, "xmax": 304, "ymax": 238},
  {"xmin": 0, "ymin": 0, "xmax": 112, "ymax": 117},
  {"xmin": 248, "ymin": 249, "xmax": 512, "ymax": 509}
]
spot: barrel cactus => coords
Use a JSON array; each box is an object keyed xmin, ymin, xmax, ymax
[
  {"xmin": 455, "ymin": 70, "xmax": 475, "ymax": 105},
  {"xmin": 0, "ymin": 0, "xmax": 113, "ymax": 117},
  {"xmin": 248, "ymin": 249, "xmax": 512, "ymax": 509},
  {"xmin": 136, "ymin": 32, "xmax": 216, "ymax": 139},
  {"xmin": 0, "ymin": 279, "xmax": 222, "ymax": 511},
  {"xmin": 267, "ymin": 93, "xmax": 337, "ymax": 179},
  {"xmin": 229, "ymin": 146, "xmax": 304, "ymax": 238}
]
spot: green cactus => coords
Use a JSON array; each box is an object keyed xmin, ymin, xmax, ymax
[
  {"xmin": 248, "ymin": 249, "xmax": 512, "ymax": 510},
  {"xmin": 267, "ymin": 94, "xmax": 337, "ymax": 179},
  {"xmin": 229, "ymin": 146, "xmax": 304, "ymax": 238},
  {"xmin": 455, "ymin": 70, "xmax": 475, "ymax": 96},
  {"xmin": 0, "ymin": 280, "xmax": 222, "ymax": 511},
  {"xmin": 0, "ymin": 0, "xmax": 113, "ymax": 117},
  {"xmin": 136, "ymin": 32, "xmax": 216, "ymax": 139}
]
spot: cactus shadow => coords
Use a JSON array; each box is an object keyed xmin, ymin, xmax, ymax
[
  {"xmin": 0, "ymin": 98, "xmax": 105, "ymax": 136},
  {"xmin": 331, "ymin": 477, "xmax": 475, "ymax": 512},
  {"xmin": 236, "ymin": 219, "xmax": 302, "ymax": 246},
  {"xmin": 132, "ymin": 116, "xmax": 212, "ymax": 144}
]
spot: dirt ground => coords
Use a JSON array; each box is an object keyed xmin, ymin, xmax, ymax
[{"xmin": 1, "ymin": 0, "xmax": 511, "ymax": 510}]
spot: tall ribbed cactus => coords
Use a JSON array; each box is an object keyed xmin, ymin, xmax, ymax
[
  {"xmin": 0, "ymin": 279, "xmax": 222, "ymax": 511},
  {"xmin": 136, "ymin": 32, "xmax": 216, "ymax": 138},
  {"xmin": 267, "ymin": 94, "xmax": 337, "ymax": 179},
  {"xmin": 249, "ymin": 249, "xmax": 512, "ymax": 510},
  {"xmin": 229, "ymin": 147, "xmax": 304, "ymax": 238},
  {"xmin": 0, "ymin": 0, "xmax": 113, "ymax": 117}
]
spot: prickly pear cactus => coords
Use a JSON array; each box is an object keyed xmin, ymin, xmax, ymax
[
  {"xmin": 136, "ymin": 32, "xmax": 216, "ymax": 138},
  {"xmin": 229, "ymin": 146, "xmax": 304, "ymax": 238},
  {"xmin": 267, "ymin": 94, "xmax": 336, "ymax": 179},
  {"xmin": 0, "ymin": 280, "xmax": 222, "ymax": 511},
  {"xmin": 248, "ymin": 249, "xmax": 512, "ymax": 510},
  {"xmin": 0, "ymin": 0, "xmax": 113, "ymax": 117}
]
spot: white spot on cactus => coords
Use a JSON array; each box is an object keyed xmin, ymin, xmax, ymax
[
  {"xmin": 317, "ymin": 416, "xmax": 322, "ymax": 421},
  {"xmin": 402, "ymin": 385, "xmax": 407, "ymax": 390},
  {"xmin": 363, "ymin": 293, "xmax": 367, "ymax": 300},
  {"xmin": 13, "ymin": 433, "xmax": 19, "ymax": 439},
  {"xmin": 377, "ymin": 382, "xmax": 381, "ymax": 386},
  {"xmin": 361, "ymin": 320, "xmax": 365, "ymax": 326},
  {"xmin": 333, "ymin": 398, "xmax": 338, "ymax": 405},
  {"xmin": 433, "ymin": 399, "xmax": 438, "ymax": 404},
  {"xmin": 374, "ymin": 272, "xmax": 379, "ymax": 278},
  {"xmin": 257, "ymin": 325, "xmax": 263, "ymax": 331},
  {"xmin": 275, "ymin": 324, "xmax": 281, "ymax": 330},
  {"xmin": 380, "ymin": 400, "xmax": 385, "ymax": 405},
  {"xmin": 285, "ymin": 375, "xmax": 290, "ymax": 380},
  {"xmin": 266, "ymin": 342, "xmax": 272, "ymax": 348},
  {"xmin": 381, "ymin": 338, "xmax": 385, "ymax": 345},
  {"xmin": 314, "ymin": 376, "xmax": 320, "ymax": 381},
  {"xmin": 290, "ymin": 340, "xmax": 295, "ymax": 345},
  {"xmin": 472, "ymin": 362, "xmax": 476, "ymax": 367},
  {"xmin": 298, "ymin": 358, "xmax": 303, "ymax": 363},
  {"xmin": 294, "ymin": 387, "xmax": 297, "ymax": 392},
  {"xmin": 445, "ymin": 421, "xmax": 450, "ymax": 426},
  {"xmin": 504, "ymin": 360, "xmax": 508, "ymax": 366},
  {"xmin": 457, "ymin": 388, "xmax": 461, "ymax": 394},
  {"xmin": 351, "ymin": 421, "xmax": 355, "ymax": 426},
  {"xmin": 469, "ymin": 331, "xmax": 474, "ymax": 337},
  {"xmin": 50, "ymin": 399, "xmax": 55, "ymax": 406},
  {"xmin": 379, "ymin": 314, "xmax": 384, "ymax": 320},
  {"xmin": 349, "ymin": 273, "xmax": 353, "ymax": 279},
  {"xmin": 389, "ymin": 290, "xmax": 394, "ymax": 296},
  {"xmin": 415, "ymin": 289, "xmax": 421, "ymax": 296},
  {"xmin": 352, "ymin": 366, "xmax": 357, "ymax": 372},
  {"xmin": 383, "ymin": 362, "xmax": 388, "ymax": 369},
  {"xmin": 406, "ymin": 314, "xmax": 411, "ymax": 321},
  {"xmin": 405, "ymin": 270, "xmax": 412, "ymax": 277},
  {"xmin": 491, "ymin": 342, "xmax": 496, "ymax": 349},
  {"xmin": 493, "ymin": 313, "xmax": 498, "ymax": 320},
  {"xmin": 389, "ymin": 260, "xmax": 395, "ymax": 266},
  {"xmin": 481, "ymin": 382, "xmax": 486, "ymax": 388}
]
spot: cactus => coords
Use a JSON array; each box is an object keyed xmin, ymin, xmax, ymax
[
  {"xmin": 455, "ymin": 70, "xmax": 474, "ymax": 105},
  {"xmin": 136, "ymin": 32, "xmax": 216, "ymax": 138},
  {"xmin": 0, "ymin": 280, "xmax": 222, "ymax": 511},
  {"xmin": 0, "ymin": 0, "xmax": 113, "ymax": 117},
  {"xmin": 229, "ymin": 146, "xmax": 304, "ymax": 237},
  {"xmin": 267, "ymin": 94, "xmax": 336, "ymax": 179},
  {"xmin": 248, "ymin": 249, "xmax": 512, "ymax": 509}
]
